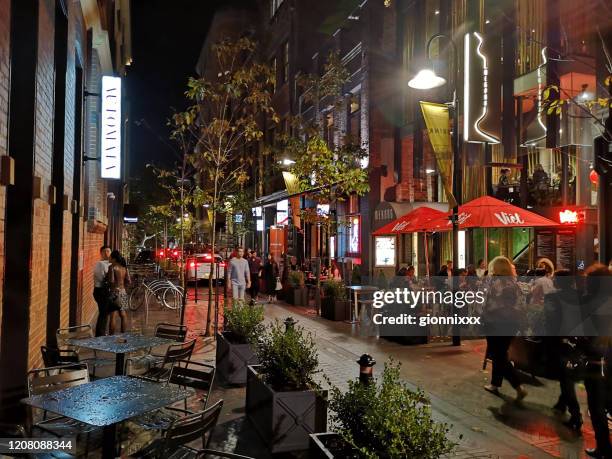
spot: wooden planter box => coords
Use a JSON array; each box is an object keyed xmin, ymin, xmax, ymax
[
  {"xmin": 215, "ymin": 332, "xmax": 258, "ymax": 385},
  {"xmin": 310, "ymin": 433, "xmax": 359, "ymax": 458},
  {"xmin": 246, "ymin": 365, "xmax": 327, "ymax": 453},
  {"xmin": 287, "ymin": 287, "xmax": 308, "ymax": 306},
  {"xmin": 321, "ymin": 297, "xmax": 349, "ymax": 321}
]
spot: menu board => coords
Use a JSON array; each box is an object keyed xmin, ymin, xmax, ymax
[
  {"xmin": 556, "ymin": 231, "xmax": 575, "ymax": 271},
  {"xmin": 535, "ymin": 231, "xmax": 555, "ymax": 260}
]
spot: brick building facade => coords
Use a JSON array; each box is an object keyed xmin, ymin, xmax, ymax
[{"xmin": 0, "ymin": 0, "xmax": 131, "ymax": 417}]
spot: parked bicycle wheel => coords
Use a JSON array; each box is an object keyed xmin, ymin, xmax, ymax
[
  {"xmin": 163, "ymin": 286, "xmax": 183, "ymax": 310},
  {"xmin": 128, "ymin": 284, "xmax": 146, "ymax": 311}
]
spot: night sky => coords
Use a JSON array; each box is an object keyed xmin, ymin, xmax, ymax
[{"xmin": 127, "ymin": 0, "xmax": 226, "ymax": 178}]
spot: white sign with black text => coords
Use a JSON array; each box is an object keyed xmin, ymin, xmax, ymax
[{"xmin": 101, "ymin": 76, "xmax": 122, "ymax": 179}]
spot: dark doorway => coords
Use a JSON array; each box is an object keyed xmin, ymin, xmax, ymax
[
  {"xmin": 0, "ymin": 0, "xmax": 39, "ymax": 419},
  {"xmin": 69, "ymin": 58, "xmax": 84, "ymax": 326},
  {"xmin": 46, "ymin": 0, "xmax": 69, "ymax": 347}
]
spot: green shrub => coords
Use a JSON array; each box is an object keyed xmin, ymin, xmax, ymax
[
  {"xmin": 256, "ymin": 319, "xmax": 319, "ymax": 391},
  {"xmin": 328, "ymin": 360, "xmax": 456, "ymax": 458},
  {"xmin": 287, "ymin": 270, "xmax": 305, "ymax": 288},
  {"xmin": 322, "ymin": 279, "xmax": 347, "ymax": 300},
  {"xmin": 224, "ymin": 303, "xmax": 265, "ymax": 345}
]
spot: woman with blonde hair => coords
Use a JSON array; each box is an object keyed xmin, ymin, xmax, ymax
[
  {"xmin": 483, "ymin": 256, "xmax": 528, "ymax": 400},
  {"xmin": 530, "ymin": 257, "xmax": 555, "ymax": 305}
]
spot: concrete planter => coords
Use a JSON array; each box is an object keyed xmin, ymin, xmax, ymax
[
  {"xmin": 246, "ymin": 365, "xmax": 327, "ymax": 453},
  {"xmin": 287, "ymin": 287, "xmax": 308, "ymax": 306},
  {"xmin": 321, "ymin": 297, "xmax": 350, "ymax": 321},
  {"xmin": 310, "ymin": 433, "xmax": 358, "ymax": 458},
  {"xmin": 215, "ymin": 332, "xmax": 258, "ymax": 385}
]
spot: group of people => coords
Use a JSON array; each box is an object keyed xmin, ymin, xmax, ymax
[
  {"xmin": 481, "ymin": 255, "xmax": 612, "ymax": 459},
  {"xmin": 228, "ymin": 247, "xmax": 280, "ymax": 304},
  {"xmin": 93, "ymin": 245, "xmax": 131, "ymax": 336}
]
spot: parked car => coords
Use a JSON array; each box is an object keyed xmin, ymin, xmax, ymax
[{"xmin": 185, "ymin": 253, "xmax": 226, "ymax": 282}]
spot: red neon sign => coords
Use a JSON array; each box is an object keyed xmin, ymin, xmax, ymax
[{"xmin": 559, "ymin": 209, "xmax": 579, "ymax": 224}]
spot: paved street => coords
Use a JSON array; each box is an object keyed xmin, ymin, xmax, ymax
[{"xmin": 125, "ymin": 289, "xmax": 602, "ymax": 459}]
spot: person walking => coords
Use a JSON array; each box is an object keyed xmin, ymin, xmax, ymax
[
  {"xmin": 248, "ymin": 250, "xmax": 262, "ymax": 302},
  {"xmin": 93, "ymin": 245, "xmax": 112, "ymax": 336},
  {"xmin": 228, "ymin": 247, "xmax": 250, "ymax": 304},
  {"xmin": 107, "ymin": 250, "xmax": 131, "ymax": 334},
  {"xmin": 263, "ymin": 253, "xmax": 280, "ymax": 303},
  {"xmin": 483, "ymin": 256, "xmax": 528, "ymax": 401}
]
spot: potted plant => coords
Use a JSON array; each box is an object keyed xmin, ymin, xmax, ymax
[
  {"xmin": 286, "ymin": 270, "xmax": 307, "ymax": 306},
  {"xmin": 216, "ymin": 303, "xmax": 264, "ymax": 385},
  {"xmin": 321, "ymin": 279, "xmax": 349, "ymax": 321},
  {"xmin": 246, "ymin": 319, "xmax": 327, "ymax": 453},
  {"xmin": 310, "ymin": 360, "xmax": 457, "ymax": 458}
]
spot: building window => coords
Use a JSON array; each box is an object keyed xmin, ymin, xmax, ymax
[
  {"xmin": 375, "ymin": 236, "xmax": 396, "ymax": 267},
  {"xmin": 282, "ymin": 41, "xmax": 289, "ymax": 84},
  {"xmin": 323, "ymin": 112, "xmax": 334, "ymax": 147},
  {"xmin": 348, "ymin": 216, "xmax": 360, "ymax": 254},
  {"xmin": 348, "ymin": 95, "xmax": 361, "ymax": 145},
  {"xmin": 270, "ymin": 0, "xmax": 285, "ymax": 18}
]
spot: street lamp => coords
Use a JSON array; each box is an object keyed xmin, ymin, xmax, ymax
[{"xmin": 408, "ymin": 33, "xmax": 461, "ymax": 346}]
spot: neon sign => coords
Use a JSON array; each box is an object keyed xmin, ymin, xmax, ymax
[{"xmin": 559, "ymin": 209, "xmax": 580, "ymax": 224}]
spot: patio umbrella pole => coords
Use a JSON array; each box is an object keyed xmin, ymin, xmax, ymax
[
  {"xmin": 484, "ymin": 228, "xmax": 488, "ymax": 267},
  {"xmin": 424, "ymin": 232, "xmax": 430, "ymax": 278}
]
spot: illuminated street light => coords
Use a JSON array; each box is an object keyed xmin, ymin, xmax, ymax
[
  {"xmin": 407, "ymin": 69, "xmax": 447, "ymax": 90},
  {"xmin": 279, "ymin": 158, "xmax": 295, "ymax": 166}
]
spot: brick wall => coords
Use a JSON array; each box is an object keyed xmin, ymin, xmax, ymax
[{"xmin": 0, "ymin": 0, "xmax": 10, "ymax": 349}]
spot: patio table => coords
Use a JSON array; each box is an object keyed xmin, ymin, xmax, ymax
[
  {"xmin": 22, "ymin": 375, "xmax": 194, "ymax": 459},
  {"xmin": 346, "ymin": 285, "xmax": 379, "ymax": 324},
  {"xmin": 67, "ymin": 332, "xmax": 175, "ymax": 376}
]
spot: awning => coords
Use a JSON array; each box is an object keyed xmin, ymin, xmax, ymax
[
  {"xmin": 255, "ymin": 189, "xmax": 289, "ymax": 208},
  {"xmin": 424, "ymin": 196, "xmax": 560, "ymax": 231},
  {"xmin": 372, "ymin": 206, "xmax": 446, "ymax": 235}
]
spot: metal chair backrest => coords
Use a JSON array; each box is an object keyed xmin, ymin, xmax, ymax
[
  {"xmin": 40, "ymin": 346, "xmax": 78, "ymax": 367},
  {"xmin": 155, "ymin": 322, "xmax": 187, "ymax": 342},
  {"xmin": 162, "ymin": 339, "xmax": 196, "ymax": 367},
  {"xmin": 56, "ymin": 325, "xmax": 93, "ymax": 350},
  {"xmin": 169, "ymin": 361, "xmax": 215, "ymax": 408},
  {"xmin": 27, "ymin": 363, "xmax": 90, "ymax": 396},
  {"xmin": 162, "ymin": 400, "xmax": 223, "ymax": 455}
]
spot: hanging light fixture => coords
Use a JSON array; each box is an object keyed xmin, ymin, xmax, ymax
[{"xmin": 407, "ymin": 68, "xmax": 447, "ymax": 90}]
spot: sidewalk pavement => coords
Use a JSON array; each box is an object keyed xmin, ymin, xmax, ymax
[{"xmin": 130, "ymin": 290, "xmax": 601, "ymax": 459}]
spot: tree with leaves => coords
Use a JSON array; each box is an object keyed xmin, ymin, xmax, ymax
[{"xmin": 171, "ymin": 37, "xmax": 277, "ymax": 336}]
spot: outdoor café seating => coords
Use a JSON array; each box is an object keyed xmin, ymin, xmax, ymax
[
  {"xmin": 128, "ymin": 322, "xmax": 188, "ymax": 369},
  {"xmin": 129, "ymin": 359, "xmax": 216, "ymax": 432},
  {"xmin": 56, "ymin": 324, "xmax": 115, "ymax": 378},
  {"xmin": 127, "ymin": 339, "xmax": 196, "ymax": 381},
  {"xmin": 131, "ymin": 400, "xmax": 254, "ymax": 459},
  {"xmin": 27, "ymin": 362, "xmax": 100, "ymax": 456}
]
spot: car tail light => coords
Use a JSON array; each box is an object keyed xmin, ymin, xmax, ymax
[
  {"xmin": 173, "ymin": 251, "xmax": 178, "ymax": 256},
  {"xmin": 189, "ymin": 262, "xmax": 195, "ymax": 268},
  {"xmin": 204, "ymin": 254, "xmax": 212, "ymax": 260},
  {"xmin": 158, "ymin": 250, "xmax": 165, "ymax": 257},
  {"xmin": 219, "ymin": 262, "xmax": 226, "ymax": 267}
]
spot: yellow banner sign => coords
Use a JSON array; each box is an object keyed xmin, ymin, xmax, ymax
[{"xmin": 419, "ymin": 101, "xmax": 457, "ymax": 208}]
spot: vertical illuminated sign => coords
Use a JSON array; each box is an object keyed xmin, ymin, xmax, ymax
[
  {"xmin": 463, "ymin": 32, "xmax": 500, "ymax": 144},
  {"xmin": 101, "ymin": 76, "xmax": 122, "ymax": 179}
]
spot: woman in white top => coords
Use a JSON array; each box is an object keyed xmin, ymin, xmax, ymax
[{"xmin": 530, "ymin": 258, "xmax": 555, "ymax": 305}]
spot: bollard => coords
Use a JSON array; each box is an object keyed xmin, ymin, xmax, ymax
[
  {"xmin": 284, "ymin": 317, "xmax": 297, "ymax": 332},
  {"xmin": 357, "ymin": 354, "xmax": 376, "ymax": 385}
]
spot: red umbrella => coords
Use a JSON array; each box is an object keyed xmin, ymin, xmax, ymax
[
  {"xmin": 372, "ymin": 206, "xmax": 447, "ymax": 235},
  {"xmin": 424, "ymin": 196, "xmax": 560, "ymax": 231}
]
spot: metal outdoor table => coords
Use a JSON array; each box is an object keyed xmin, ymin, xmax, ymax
[
  {"xmin": 67, "ymin": 333, "xmax": 175, "ymax": 376},
  {"xmin": 22, "ymin": 375, "xmax": 194, "ymax": 459},
  {"xmin": 346, "ymin": 285, "xmax": 378, "ymax": 324}
]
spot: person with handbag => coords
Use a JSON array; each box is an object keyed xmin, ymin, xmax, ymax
[
  {"xmin": 263, "ymin": 253, "xmax": 279, "ymax": 303},
  {"xmin": 482, "ymin": 256, "xmax": 528, "ymax": 401}
]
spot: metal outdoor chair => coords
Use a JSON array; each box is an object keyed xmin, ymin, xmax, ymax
[
  {"xmin": 27, "ymin": 363, "xmax": 98, "ymax": 437},
  {"xmin": 129, "ymin": 323, "xmax": 188, "ymax": 370},
  {"xmin": 56, "ymin": 324, "xmax": 114, "ymax": 378},
  {"xmin": 128, "ymin": 339, "xmax": 196, "ymax": 382},
  {"xmin": 41, "ymin": 345, "xmax": 79, "ymax": 367},
  {"xmin": 132, "ymin": 400, "xmax": 254, "ymax": 459},
  {"xmin": 129, "ymin": 359, "xmax": 216, "ymax": 432}
]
